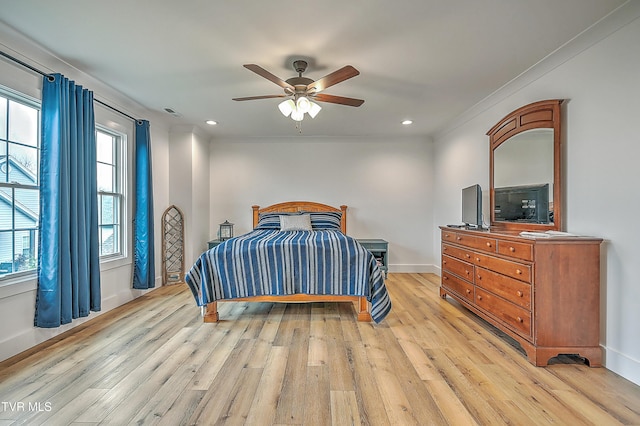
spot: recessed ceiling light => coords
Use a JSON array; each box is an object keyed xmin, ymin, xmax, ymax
[
  {"xmin": 402, "ymin": 120, "xmax": 413, "ymax": 125},
  {"xmin": 206, "ymin": 120, "xmax": 218, "ymax": 125}
]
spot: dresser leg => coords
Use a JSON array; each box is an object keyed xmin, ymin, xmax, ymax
[{"xmin": 439, "ymin": 287, "xmax": 447, "ymax": 299}]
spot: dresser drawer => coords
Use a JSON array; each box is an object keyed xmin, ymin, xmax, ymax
[
  {"xmin": 443, "ymin": 231, "xmax": 497, "ymax": 253},
  {"xmin": 476, "ymin": 267, "xmax": 531, "ymax": 309},
  {"xmin": 441, "ymin": 272, "xmax": 474, "ymax": 303},
  {"xmin": 473, "ymin": 252, "xmax": 531, "ymax": 283},
  {"xmin": 475, "ymin": 288, "xmax": 531, "ymax": 338},
  {"xmin": 497, "ymin": 240, "xmax": 533, "ymax": 262},
  {"xmin": 442, "ymin": 243, "xmax": 473, "ymax": 262},
  {"xmin": 462, "ymin": 234, "xmax": 497, "ymax": 253},
  {"xmin": 441, "ymin": 230, "xmax": 459, "ymax": 244},
  {"xmin": 442, "ymin": 255, "xmax": 474, "ymax": 281}
]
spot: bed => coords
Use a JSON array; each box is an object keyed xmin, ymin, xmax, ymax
[{"xmin": 185, "ymin": 201, "xmax": 391, "ymax": 323}]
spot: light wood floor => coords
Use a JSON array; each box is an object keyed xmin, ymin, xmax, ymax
[{"xmin": 1, "ymin": 273, "xmax": 639, "ymax": 425}]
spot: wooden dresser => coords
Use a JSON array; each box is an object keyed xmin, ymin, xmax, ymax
[{"xmin": 439, "ymin": 226, "xmax": 602, "ymax": 366}]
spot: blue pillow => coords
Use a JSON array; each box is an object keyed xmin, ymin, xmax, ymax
[{"xmin": 306, "ymin": 211, "xmax": 343, "ymax": 231}]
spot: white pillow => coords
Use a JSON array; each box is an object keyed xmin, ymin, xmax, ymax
[{"xmin": 280, "ymin": 214, "xmax": 312, "ymax": 231}]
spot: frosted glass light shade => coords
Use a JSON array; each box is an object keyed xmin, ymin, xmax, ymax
[
  {"xmin": 278, "ymin": 99, "xmax": 295, "ymax": 117},
  {"xmin": 290, "ymin": 109, "xmax": 304, "ymax": 121},
  {"xmin": 296, "ymin": 96, "xmax": 311, "ymax": 114},
  {"xmin": 308, "ymin": 102, "xmax": 322, "ymax": 118}
]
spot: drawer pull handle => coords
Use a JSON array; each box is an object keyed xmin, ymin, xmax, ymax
[
  {"xmin": 516, "ymin": 290, "xmax": 523, "ymax": 297},
  {"xmin": 443, "ymin": 260, "xmax": 447, "ymax": 264},
  {"xmin": 466, "ymin": 289, "xmax": 471, "ymax": 294},
  {"xmin": 445, "ymin": 234, "xmax": 450, "ymax": 238},
  {"xmin": 509, "ymin": 247, "xmax": 516, "ymax": 252},
  {"xmin": 477, "ymin": 274, "xmax": 482, "ymax": 280},
  {"xmin": 476, "ymin": 258, "xmax": 481, "ymax": 262},
  {"xmin": 486, "ymin": 242, "xmax": 492, "ymax": 247},
  {"xmin": 443, "ymin": 276, "xmax": 448, "ymax": 281},
  {"xmin": 456, "ymin": 236, "xmax": 462, "ymax": 241},
  {"xmin": 517, "ymin": 316, "xmax": 524, "ymax": 323},
  {"xmin": 516, "ymin": 269, "xmax": 522, "ymax": 275},
  {"xmin": 465, "ymin": 254, "xmax": 471, "ymax": 259},
  {"xmin": 465, "ymin": 270, "xmax": 470, "ymax": 275},
  {"xmin": 477, "ymin": 295, "xmax": 482, "ymax": 301}
]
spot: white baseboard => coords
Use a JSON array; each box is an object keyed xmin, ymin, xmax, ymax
[
  {"xmin": 389, "ymin": 264, "xmax": 439, "ymax": 274},
  {"xmin": 604, "ymin": 346, "xmax": 640, "ymax": 387}
]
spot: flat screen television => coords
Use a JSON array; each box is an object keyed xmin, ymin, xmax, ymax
[
  {"xmin": 494, "ymin": 183, "xmax": 550, "ymax": 224},
  {"xmin": 462, "ymin": 184, "xmax": 483, "ymax": 228}
]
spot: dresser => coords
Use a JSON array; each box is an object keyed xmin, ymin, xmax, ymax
[{"xmin": 439, "ymin": 226, "xmax": 602, "ymax": 367}]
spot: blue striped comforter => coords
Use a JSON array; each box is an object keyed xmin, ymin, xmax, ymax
[{"xmin": 185, "ymin": 229, "xmax": 391, "ymax": 323}]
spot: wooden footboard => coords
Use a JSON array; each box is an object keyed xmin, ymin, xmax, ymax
[{"xmin": 204, "ymin": 295, "xmax": 372, "ymax": 322}]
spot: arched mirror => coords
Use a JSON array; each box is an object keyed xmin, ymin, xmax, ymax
[{"xmin": 487, "ymin": 99, "xmax": 563, "ymax": 231}]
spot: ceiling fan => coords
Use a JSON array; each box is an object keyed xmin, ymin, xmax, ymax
[{"xmin": 232, "ymin": 60, "xmax": 364, "ymax": 121}]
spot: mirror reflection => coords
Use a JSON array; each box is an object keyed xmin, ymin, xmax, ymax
[{"xmin": 493, "ymin": 129, "xmax": 554, "ymax": 224}]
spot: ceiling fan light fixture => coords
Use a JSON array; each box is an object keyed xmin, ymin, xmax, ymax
[
  {"xmin": 296, "ymin": 96, "xmax": 311, "ymax": 114},
  {"xmin": 278, "ymin": 99, "xmax": 295, "ymax": 117},
  {"xmin": 308, "ymin": 101, "xmax": 322, "ymax": 118},
  {"xmin": 290, "ymin": 108, "xmax": 304, "ymax": 122}
]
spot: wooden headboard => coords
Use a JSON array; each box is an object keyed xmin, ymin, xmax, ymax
[{"xmin": 252, "ymin": 201, "xmax": 348, "ymax": 234}]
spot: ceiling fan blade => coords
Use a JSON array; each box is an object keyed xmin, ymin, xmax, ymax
[
  {"xmin": 232, "ymin": 94, "xmax": 288, "ymax": 101},
  {"xmin": 307, "ymin": 65, "xmax": 360, "ymax": 93},
  {"xmin": 312, "ymin": 93, "xmax": 364, "ymax": 107},
  {"xmin": 243, "ymin": 64, "xmax": 295, "ymax": 90}
]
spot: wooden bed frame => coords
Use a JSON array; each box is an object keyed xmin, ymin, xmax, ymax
[{"xmin": 203, "ymin": 201, "xmax": 372, "ymax": 322}]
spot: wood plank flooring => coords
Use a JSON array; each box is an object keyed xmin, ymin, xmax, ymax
[{"xmin": 1, "ymin": 273, "xmax": 639, "ymax": 425}]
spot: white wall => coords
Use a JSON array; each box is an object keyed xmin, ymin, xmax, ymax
[
  {"xmin": 209, "ymin": 136, "xmax": 435, "ymax": 272},
  {"xmin": 168, "ymin": 126, "xmax": 211, "ymax": 265},
  {"xmin": 0, "ymin": 23, "xmax": 170, "ymax": 362},
  {"xmin": 432, "ymin": 3, "xmax": 640, "ymax": 385}
]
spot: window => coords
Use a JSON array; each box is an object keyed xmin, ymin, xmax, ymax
[
  {"xmin": 0, "ymin": 89, "xmax": 40, "ymax": 279},
  {"xmin": 96, "ymin": 127, "xmax": 124, "ymax": 258}
]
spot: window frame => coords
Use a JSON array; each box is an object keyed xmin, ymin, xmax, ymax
[
  {"xmin": 96, "ymin": 125, "xmax": 126, "ymax": 261},
  {"xmin": 0, "ymin": 86, "xmax": 41, "ymax": 282}
]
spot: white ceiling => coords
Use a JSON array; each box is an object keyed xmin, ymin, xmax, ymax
[{"xmin": 0, "ymin": 0, "xmax": 626, "ymax": 139}]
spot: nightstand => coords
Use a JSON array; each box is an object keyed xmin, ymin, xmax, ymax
[
  {"xmin": 208, "ymin": 239, "xmax": 223, "ymax": 250},
  {"xmin": 357, "ymin": 239, "xmax": 388, "ymax": 278}
]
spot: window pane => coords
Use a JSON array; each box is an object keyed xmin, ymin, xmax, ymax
[
  {"xmin": 97, "ymin": 163, "xmax": 114, "ymax": 192},
  {"xmin": 0, "ymin": 196, "xmax": 12, "ymax": 230},
  {"xmin": 14, "ymin": 187, "xmax": 39, "ymax": 228},
  {"xmin": 96, "ymin": 131, "xmax": 114, "ymax": 164},
  {"xmin": 14, "ymin": 229, "xmax": 37, "ymax": 272},
  {"xmin": 100, "ymin": 194, "xmax": 115, "ymax": 224},
  {"xmin": 0, "ymin": 230, "xmax": 13, "ymax": 276},
  {"xmin": 0, "ymin": 97, "xmax": 7, "ymax": 140},
  {"xmin": 8, "ymin": 100, "xmax": 38, "ymax": 147},
  {"xmin": 100, "ymin": 225, "xmax": 115, "ymax": 256},
  {"xmin": 0, "ymin": 143, "xmax": 8, "ymax": 182},
  {"xmin": 8, "ymin": 143, "xmax": 38, "ymax": 181}
]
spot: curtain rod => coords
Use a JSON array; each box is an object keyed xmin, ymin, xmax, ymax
[{"xmin": 0, "ymin": 49, "xmax": 140, "ymax": 123}]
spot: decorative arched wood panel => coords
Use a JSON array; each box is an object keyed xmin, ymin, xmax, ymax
[{"xmin": 162, "ymin": 205, "xmax": 185, "ymax": 285}]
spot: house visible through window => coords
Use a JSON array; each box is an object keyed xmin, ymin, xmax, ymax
[
  {"xmin": 97, "ymin": 127, "xmax": 124, "ymax": 257},
  {"xmin": 0, "ymin": 90, "xmax": 40, "ymax": 278}
]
